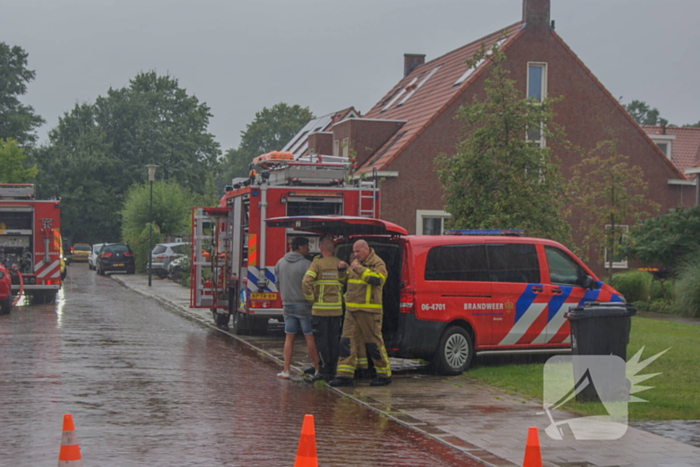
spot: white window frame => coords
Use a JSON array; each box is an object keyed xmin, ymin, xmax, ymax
[
  {"xmin": 526, "ymin": 62, "xmax": 547, "ymax": 148},
  {"xmin": 333, "ymin": 139, "xmax": 339, "ymax": 157},
  {"xmin": 416, "ymin": 210, "xmax": 452, "ymax": 235},
  {"xmin": 604, "ymin": 224, "xmax": 629, "ymax": 269},
  {"xmin": 527, "ymin": 62, "xmax": 547, "ymax": 102},
  {"xmin": 342, "ymin": 138, "xmax": 349, "ymax": 158}
]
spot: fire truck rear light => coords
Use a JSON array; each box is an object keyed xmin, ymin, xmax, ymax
[{"xmin": 399, "ymin": 286, "xmax": 415, "ymax": 313}]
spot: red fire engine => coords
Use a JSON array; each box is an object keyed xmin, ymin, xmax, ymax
[
  {"xmin": 0, "ymin": 184, "xmax": 62, "ymax": 304},
  {"xmin": 190, "ymin": 151, "xmax": 378, "ymax": 334}
]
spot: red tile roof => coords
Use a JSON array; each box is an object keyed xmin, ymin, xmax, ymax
[
  {"xmin": 641, "ymin": 125, "xmax": 700, "ymax": 175},
  {"xmin": 358, "ymin": 22, "xmax": 524, "ymax": 173}
]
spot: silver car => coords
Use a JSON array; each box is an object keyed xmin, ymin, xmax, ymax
[
  {"xmin": 149, "ymin": 242, "xmax": 190, "ymax": 278},
  {"xmin": 88, "ymin": 243, "xmax": 105, "ymax": 270}
]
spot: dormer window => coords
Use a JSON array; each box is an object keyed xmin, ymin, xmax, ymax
[{"xmin": 648, "ymin": 134, "xmax": 675, "ymax": 160}]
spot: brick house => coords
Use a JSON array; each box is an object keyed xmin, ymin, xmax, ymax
[{"xmin": 287, "ymin": 0, "xmax": 696, "ymax": 274}]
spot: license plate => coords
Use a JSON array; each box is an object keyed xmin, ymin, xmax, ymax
[
  {"xmin": 114, "ymin": 263, "xmax": 124, "ymax": 267},
  {"xmin": 251, "ymin": 293, "xmax": 277, "ymax": 300}
]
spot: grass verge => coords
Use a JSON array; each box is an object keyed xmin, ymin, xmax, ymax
[{"xmin": 462, "ymin": 316, "xmax": 700, "ymax": 420}]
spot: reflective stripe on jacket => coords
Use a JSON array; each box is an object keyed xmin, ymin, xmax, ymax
[
  {"xmin": 302, "ymin": 256, "xmax": 343, "ymax": 316},
  {"xmin": 337, "ymin": 248, "xmax": 387, "ymax": 314}
]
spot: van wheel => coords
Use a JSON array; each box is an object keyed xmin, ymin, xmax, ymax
[{"xmin": 432, "ymin": 326, "xmax": 473, "ymax": 375}]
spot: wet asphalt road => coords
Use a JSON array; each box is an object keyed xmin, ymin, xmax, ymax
[{"xmin": 0, "ymin": 264, "xmax": 481, "ymax": 466}]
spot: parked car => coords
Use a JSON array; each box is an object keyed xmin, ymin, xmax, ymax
[
  {"xmin": 149, "ymin": 242, "xmax": 190, "ymax": 279},
  {"xmin": 88, "ymin": 243, "xmax": 106, "ymax": 270},
  {"xmin": 71, "ymin": 243, "xmax": 91, "ymax": 262},
  {"xmin": 97, "ymin": 244, "xmax": 135, "ymax": 275},
  {"xmin": 266, "ymin": 216, "xmax": 624, "ymax": 375},
  {"xmin": 0, "ymin": 263, "xmax": 12, "ymax": 314}
]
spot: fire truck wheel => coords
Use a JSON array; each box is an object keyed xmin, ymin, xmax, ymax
[
  {"xmin": 431, "ymin": 326, "xmax": 474, "ymax": 376},
  {"xmin": 0, "ymin": 297, "xmax": 11, "ymax": 314},
  {"xmin": 232, "ymin": 310, "xmax": 250, "ymax": 335},
  {"xmin": 214, "ymin": 310, "xmax": 231, "ymax": 328},
  {"xmin": 249, "ymin": 317, "xmax": 269, "ymax": 335}
]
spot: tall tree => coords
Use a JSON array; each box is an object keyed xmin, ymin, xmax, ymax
[
  {"xmin": 0, "ymin": 42, "xmax": 45, "ymax": 147},
  {"xmin": 32, "ymin": 72, "xmax": 221, "ymax": 244},
  {"xmin": 222, "ymin": 103, "xmax": 314, "ymax": 182},
  {"xmin": 624, "ymin": 100, "xmax": 668, "ymax": 126},
  {"xmin": 0, "ymin": 138, "xmax": 38, "ymax": 182},
  {"xmin": 683, "ymin": 120, "xmax": 700, "ymax": 128},
  {"xmin": 435, "ymin": 43, "xmax": 572, "ymax": 245},
  {"xmin": 571, "ymin": 137, "xmax": 659, "ymax": 281}
]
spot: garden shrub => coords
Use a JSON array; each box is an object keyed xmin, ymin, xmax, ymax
[
  {"xmin": 610, "ymin": 270, "xmax": 652, "ymax": 302},
  {"xmin": 650, "ymin": 279, "xmax": 674, "ymax": 301},
  {"xmin": 675, "ymin": 252, "xmax": 700, "ymax": 318}
]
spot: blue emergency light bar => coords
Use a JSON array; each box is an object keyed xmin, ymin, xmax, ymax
[{"xmin": 444, "ymin": 229, "xmax": 524, "ymax": 236}]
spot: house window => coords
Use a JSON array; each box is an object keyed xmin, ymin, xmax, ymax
[
  {"xmin": 416, "ymin": 210, "xmax": 451, "ymax": 235},
  {"xmin": 603, "ymin": 224, "xmax": 628, "ymax": 269},
  {"xmin": 333, "ymin": 139, "xmax": 339, "ymax": 157},
  {"xmin": 527, "ymin": 62, "xmax": 547, "ymax": 102},
  {"xmin": 342, "ymin": 138, "xmax": 349, "ymax": 158}
]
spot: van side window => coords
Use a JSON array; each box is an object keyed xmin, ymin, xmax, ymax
[
  {"xmin": 544, "ymin": 246, "xmax": 585, "ymax": 286},
  {"xmin": 424, "ymin": 245, "xmax": 489, "ymax": 281},
  {"xmin": 487, "ymin": 244, "xmax": 540, "ymax": 283}
]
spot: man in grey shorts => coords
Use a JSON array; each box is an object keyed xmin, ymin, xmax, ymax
[{"xmin": 274, "ymin": 236, "xmax": 320, "ymax": 379}]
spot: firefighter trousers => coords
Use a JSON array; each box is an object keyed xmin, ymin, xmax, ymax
[
  {"xmin": 336, "ymin": 310, "xmax": 391, "ymax": 379},
  {"xmin": 312, "ymin": 315, "xmax": 341, "ymax": 379}
]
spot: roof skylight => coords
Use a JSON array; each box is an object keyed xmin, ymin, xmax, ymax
[
  {"xmin": 382, "ymin": 76, "xmax": 418, "ymax": 112},
  {"xmin": 397, "ymin": 66, "xmax": 441, "ymax": 107}
]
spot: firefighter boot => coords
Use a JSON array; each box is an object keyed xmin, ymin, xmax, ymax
[
  {"xmin": 329, "ymin": 377, "xmax": 354, "ymax": 387},
  {"xmin": 370, "ymin": 376, "xmax": 392, "ymax": 387}
]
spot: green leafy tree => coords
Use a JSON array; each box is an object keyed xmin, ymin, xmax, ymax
[
  {"xmin": 683, "ymin": 120, "xmax": 700, "ymax": 128},
  {"xmin": 0, "ymin": 138, "xmax": 38, "ymax": 182},
  {"xmin": 621, "ymin": 205, "xmax": 700, "ymax": 269},
  {"xmin": 435, "ymin": 43, "xmax": 572, "ymax": 245},
  {"xmin": 0, "ymin": 42, "xmax": 45, "ymax": 147},
  {"xmin": 121, "ymin": 180, "xmax": 192, "ymax": 271},
  {"xmin": 571, "ymin": 137, "xmax": 659, "ymax": 281},
  {"xmin": 32, "ymin": 72, "xmax": 221, "ymax": 243},
  {"xmin": 624, "ymin": 99, "xmax": 668, "ymax": 126},
  {"xmin": 222, "ymin": 103, "xmax": 314, "ymax": 182}
]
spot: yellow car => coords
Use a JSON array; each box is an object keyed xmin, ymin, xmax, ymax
[{"xmin": 71, "ymin": 243, "xmax": 91, "ymax": 262}]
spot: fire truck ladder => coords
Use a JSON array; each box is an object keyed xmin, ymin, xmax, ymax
[{"xmin": 358, "ymin": 168, "xmax": 378, "ymax": 218}]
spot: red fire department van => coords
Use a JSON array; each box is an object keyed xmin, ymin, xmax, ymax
[
  {"xmin": 265, "ymin": 216, "xmax": 625, "ymax": 375},
  {"xmin": 190, "ymin": 152, "xmax": 380, "ymax": 334},
  {"xmin": 0, "ymin": 184, "xmax": 62, "ymax": 304}
]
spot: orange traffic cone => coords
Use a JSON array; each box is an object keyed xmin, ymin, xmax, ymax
[
  {"xmin": 58, "ymin": 414, "xmax": 83, "ymax": 467},
  {"xmin": 522, "ymin": 426, "xmax": 542, "ymax": 467},
  {"xmin": 294, "ymin": 414, "xmax": 318, "ymax": 467}
]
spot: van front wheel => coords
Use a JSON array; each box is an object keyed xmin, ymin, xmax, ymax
[{"xmin": 432, "ymin": 326, "xmax": 473, "ymax": 375}]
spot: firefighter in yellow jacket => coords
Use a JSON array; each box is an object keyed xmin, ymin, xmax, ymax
[
  {"xmin": 302, "ymin": 237, "xmax": 343, "ymax": 381},
  {"xmin": 330, "ymin": 239, "xmax": 392, "ymax": 387}
]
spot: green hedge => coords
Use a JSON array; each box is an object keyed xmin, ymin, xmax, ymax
[
  {"xmin": 610, "ymin": 270, "xmax": 652, "ymax": 302},
  {"xmin": 676, "ymin": 252, "xmax": 700, "ymax": 317}
]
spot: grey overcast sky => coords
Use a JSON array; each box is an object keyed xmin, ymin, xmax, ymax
[{"xmin": 3, "ymin": 0, "xmax": 700, "ymax": 152}]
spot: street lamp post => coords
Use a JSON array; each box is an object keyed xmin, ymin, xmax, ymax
[{"xmin": 147, "ymin": 164, "xmax": 157, "ymax": 287}]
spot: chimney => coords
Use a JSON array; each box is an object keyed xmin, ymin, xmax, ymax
[
  {"xmin": 522, "ymin": 0, "xmax": 551, "ymax": 29},
  {"xmin": 404, "ymin": 54, "xmax": 425, "ymax": 78}
]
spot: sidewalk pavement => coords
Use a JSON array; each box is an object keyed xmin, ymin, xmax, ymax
[{"xmin": 112, "ymin": 273, "xmax": 700, "ymax": 467}]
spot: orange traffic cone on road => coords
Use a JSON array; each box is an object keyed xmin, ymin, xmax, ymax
[
  {"xmin": 294, "ymin": 414, "xmax": 318, "ymax": 467},
  {"xmin": 522, "ymin": 426, "xmax": 542, "ymax": 467},
  {"xmin": 58, "ymin": 414, "xmax": 83, "ymax": 467}
]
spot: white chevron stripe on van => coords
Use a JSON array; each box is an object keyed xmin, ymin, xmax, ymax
[
  {"xmin": 532, "ymin": 301, "xmax": 579, "ymax": 344},
  {"xmin": 498, "ymin": 303, "xmax": 547, "ymax": 346}
]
